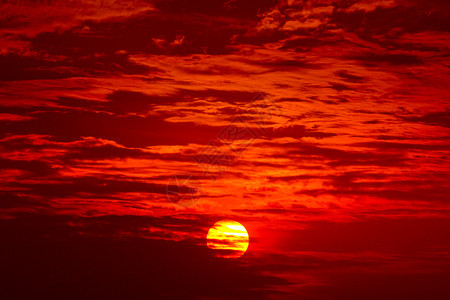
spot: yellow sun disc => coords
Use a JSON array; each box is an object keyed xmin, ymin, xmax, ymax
[{"xmin": 206, "ymin": 220, "xmax": 249, "ymax": 258}]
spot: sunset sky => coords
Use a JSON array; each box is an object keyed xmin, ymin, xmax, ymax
[{"xmin": 1, "ymin": 0, "xmax": 449, "ymax": 298}]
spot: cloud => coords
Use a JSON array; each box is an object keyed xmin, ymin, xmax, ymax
[
  {"xmin": 0, "ymin": 1, "xmax": 449, "ymax": 298},
  {"xmin": 266, "ymin": 141, "xmax": 408, "ymax": 167},
  {"xmin": 28, "ymin": 10, "xmax": 248, "ymax": 57},
  {"xmin": 153, "ymin": 0, "xmax": 278, "ymax": 18},
  {"xmin": 282, "ymin": 19, "xmax": 322, "ymax": 31},
  {"xmin": 8, "ymin": 176, "xmax": 197, "ymax": 199},
  {"xmin": 344, "ymin": 0, "xmax": 397, "ymax": 13},
  {"xmin": 0, "ymin": 113, "xmax": 34, "ymax": 121},
  {"xmin": 403, "ymin": 110, "xmax": 450, "ymax": 128},
  {"xmin": 0, "ymin": 214, "xmax": 291, "ymax": 298},
  {"xmin": 0, "ymin": 109, "xmax": 223, "ymax": 147},
  {"xmin": 347, "ymin": 53, "xmax": 423, "ymax": 66},
  {"xmin": 334, "ymin": 70, "xmax": 366, "ymax": 83},
  {"xmin": 0, "ymin": 52, "xmax": 155, "ymax": 81}
]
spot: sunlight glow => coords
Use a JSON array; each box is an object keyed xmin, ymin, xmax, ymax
[{"xmin": 206, "ymin": 220, "xmax": 249, "ymax": 258}]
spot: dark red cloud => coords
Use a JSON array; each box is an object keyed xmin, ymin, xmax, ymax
[
  {"xmin": 0, "ymin": 53, "xmax": 155, "ymax": 81},
  {"xmin": 0, "ymin": 214, "xmax": 290, "ymax": 299}
]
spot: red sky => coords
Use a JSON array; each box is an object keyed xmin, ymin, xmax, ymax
[{"xmin": 0, "ymin": 0, "xmax": 449, "ymax": 298}]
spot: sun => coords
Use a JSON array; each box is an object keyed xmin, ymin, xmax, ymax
[{"xmin": 206, "ymin": 220, "xmax": 249, "ymax": 258}]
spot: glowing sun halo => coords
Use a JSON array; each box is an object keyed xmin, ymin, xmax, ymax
[{"xmin": 206, "ymin": 220, "xmax": 249, "ymax": 258}]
